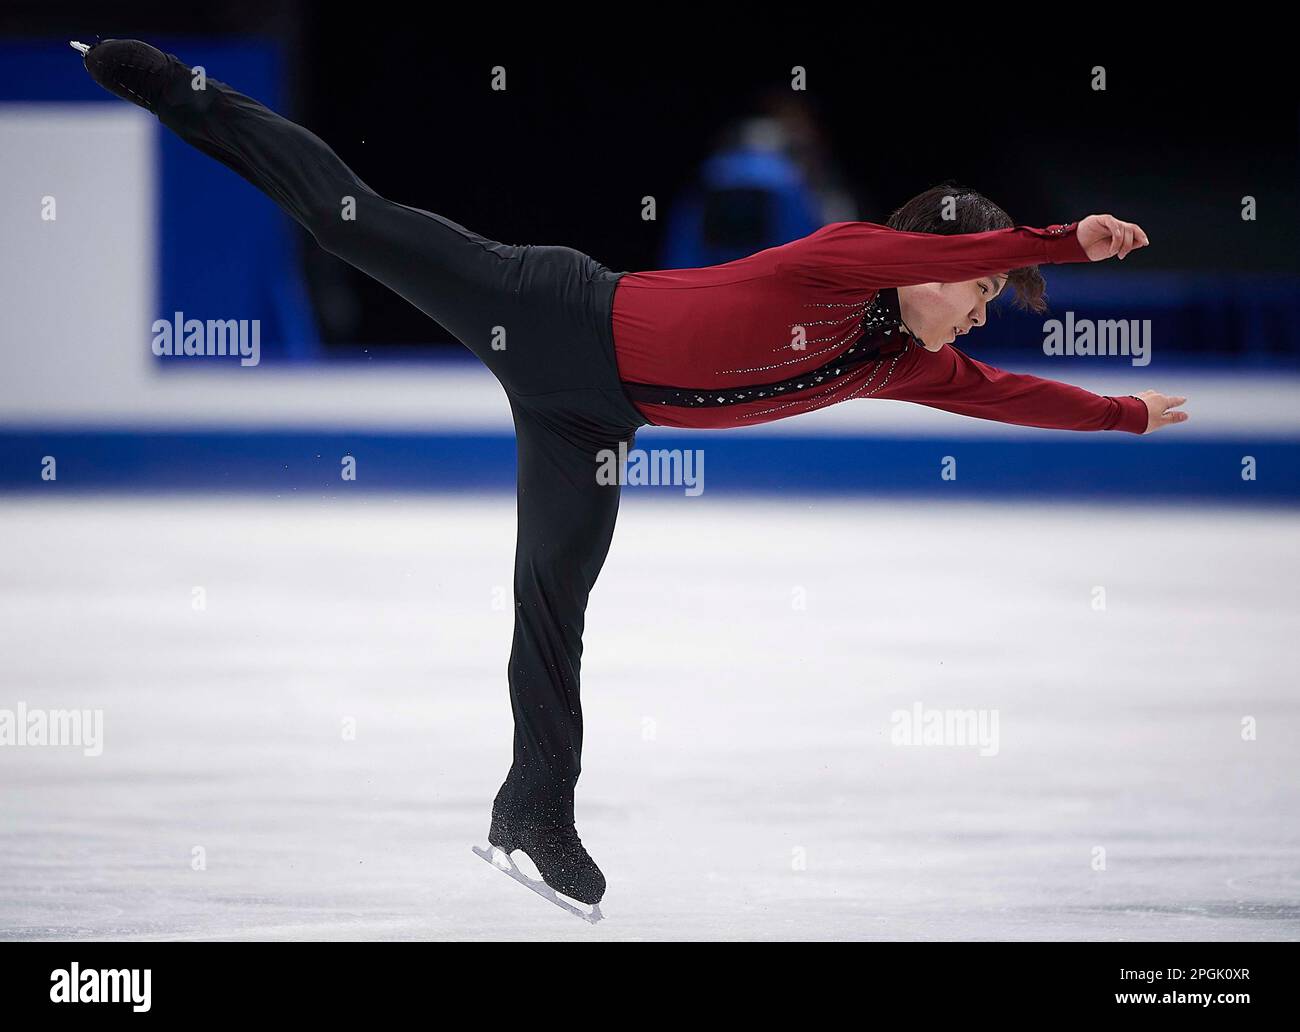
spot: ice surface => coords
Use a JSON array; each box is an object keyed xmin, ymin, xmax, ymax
[{"xmin": 0, "ymin": 495, "xmax": 1296, "ymax": 941}]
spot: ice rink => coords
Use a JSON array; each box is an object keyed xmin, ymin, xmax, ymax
[{"xmin": 1, "ymin": 495, "xmax": 1297, "ymax": 941}]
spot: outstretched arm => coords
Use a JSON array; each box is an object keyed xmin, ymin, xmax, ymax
[
  {"xmin": 778, "ymin": 214, "xmax": 1149, "ymax": 290},
  {"xmin": 875, "ymin": 345, "xmax": 1187, "ymax": 434}
]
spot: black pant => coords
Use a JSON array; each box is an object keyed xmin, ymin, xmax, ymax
[{"xmin": 156, "ymin": 69, "xmax": 648, "ymax": 827}]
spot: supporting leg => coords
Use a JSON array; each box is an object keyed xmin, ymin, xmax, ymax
[{"xmin": 493, "ymin": 396, "xmax": 632, "ymax": 831}]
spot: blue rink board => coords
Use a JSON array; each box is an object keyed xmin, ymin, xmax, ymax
[{"xmin": 0, "ymin": 430, "xmax": 1296, "ymax": 503}]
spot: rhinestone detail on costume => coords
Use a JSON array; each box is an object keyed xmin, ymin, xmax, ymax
[{"xmin": 620, "ymin": 288, "xmax": 916, "ymax": 416}]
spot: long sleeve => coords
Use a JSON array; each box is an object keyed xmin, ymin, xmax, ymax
[
  {"xmin": 776, "ymin": 220, "xmax": 1090, "ymax": 290},
  {"xmin": 877, "ymin": 344, "xmax": 1150, "ymax": 433}
]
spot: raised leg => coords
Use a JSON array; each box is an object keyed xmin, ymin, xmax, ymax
[{"xmin": 89, "ymin": 40, "xmax": 527, "ymax": 379}]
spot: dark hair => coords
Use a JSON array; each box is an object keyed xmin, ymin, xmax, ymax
[{"xmin": 885, "ymin": 182, "xmax": 1048, "ymax": 314}]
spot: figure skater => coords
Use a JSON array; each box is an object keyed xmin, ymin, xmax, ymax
[{"xmin": 74, "ymin": 39, "xmax": 1186, "ymax": 921}]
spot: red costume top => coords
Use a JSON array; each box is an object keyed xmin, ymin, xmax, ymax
[{"xmin": 609, "ymin": 220, "xmax": 1149, "ymax": 434}]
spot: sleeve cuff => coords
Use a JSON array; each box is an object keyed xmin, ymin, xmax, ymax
[
  {"xmin": 1040, "ymin": 221, "xmax": 1089, "ymax": 264},
  {"xmin": 1110, "ymin": 394, "xmax": 1149, "ymax": 434}
]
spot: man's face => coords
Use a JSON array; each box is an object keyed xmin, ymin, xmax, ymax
[{"xmin": 896, "ymin": 274, "xmax": 1007, "ymax": 352}]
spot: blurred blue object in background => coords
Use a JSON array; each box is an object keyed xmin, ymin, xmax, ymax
[{"xmin": 661, "ymin": 136, "xmax": 823, "ymax": 269}]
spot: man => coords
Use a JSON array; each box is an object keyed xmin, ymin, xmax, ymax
[{"xmin": 75, "ymin": 38, "xmax": 1185, "ymax": 919}]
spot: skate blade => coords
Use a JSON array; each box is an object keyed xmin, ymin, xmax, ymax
[{"xmin": 472, "ymin": 845, "xmax": 604, "ymax": 925}]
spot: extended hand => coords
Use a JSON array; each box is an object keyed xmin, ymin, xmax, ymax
[
  {"xmin": 1137, "ymin": 390, "xmax": 1188, "ymax": 433},
  {"xmin": 1077, "ymin": 214, "xmax": 1149, "ymax": 261}
]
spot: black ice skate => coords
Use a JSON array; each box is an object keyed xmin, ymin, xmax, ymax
[
  {"xmin": 472, "ymin": 812, "xmax": 606, "ymax": 924},
  {"xmin": 71, "ymin": 38, "xmax": 184, "ymax": 114}
]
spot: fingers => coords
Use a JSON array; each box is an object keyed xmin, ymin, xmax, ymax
[
  {"xmin": 1080, "ymin": 213, "xmax": 1150, "ymax": 262},
  {"xmin": 1096, "ymin": 213, "xmax": 1149, "ymax": 259},
  {"xmin": 1142, "ymin": 392, "xmax": 1189, "ymax": 433},
  {"xmin": 1118, "ymin": 220, "xmax": 1144, "ymax": 259}
]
